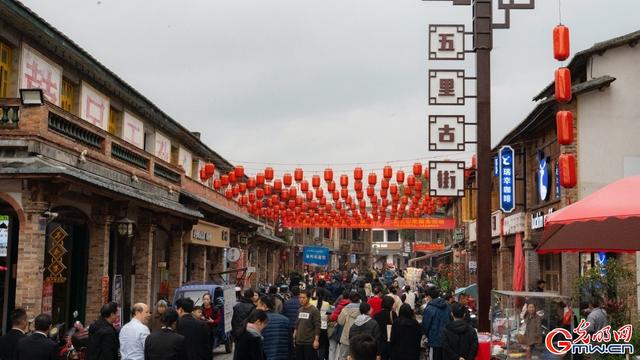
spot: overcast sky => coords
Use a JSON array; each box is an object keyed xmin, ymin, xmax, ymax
[{"xmin": 21, "ymin": 0, "xmax": 639, "ymax": 175}]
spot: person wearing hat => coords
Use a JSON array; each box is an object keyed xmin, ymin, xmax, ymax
[{"xmin": 150, "ymin": 300, "xmax": 169, "ymax": 333}]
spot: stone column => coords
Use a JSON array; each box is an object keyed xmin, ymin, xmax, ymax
[
  {"xmin": 15, "ymin": 200, "xmax": 48, "ymax": 319},
  {"xmin": 133, "ymin": 220, "xmax": 155, "ymax": 306},
  {"xmin": 86, "ymin": 213, "xmax": 113, "ymax": 321},
  {"xmin": 189, "ymin": 245, "xmax": 206, "ymax": 282},
  {"xmin": 498, "ymin": 246, "xmax": 513, "ymax": 291},
  {"xmin": 167, "ymin": 227, "xmax": 185, "ymax": 296},
  {"xmin": 560, "ymin": 253, "xmax": 580, "ymax": 297},
  {"xmin": 523, "ymin": 240, "xmax": 539, "ymax": 292}
]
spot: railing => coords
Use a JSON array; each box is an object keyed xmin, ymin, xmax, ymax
[
  {"xmin": 154, "ymin": 163, "xmax": 181, "ymax": 183},
  {"xmin": 111, "ymin": 142, "xmax": 149, "ymax": 169},
  {"xmin": 0, "ymin": 106, "xmax": 19, "ymax": 126},
  {"xmin": 48, "ymin": 112, "xmax": 104, "ymax": 149}
]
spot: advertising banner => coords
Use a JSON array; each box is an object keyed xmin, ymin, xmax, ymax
[{"xmin": 303, "ymin": 246, "xmax": 329, "ymax": 267}]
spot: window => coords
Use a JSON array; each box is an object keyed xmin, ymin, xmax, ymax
[
  {"xmin": 108, "ymin": 107, "xmax": 123, "ymax": 137},
  {"xmin": 540, "ymin": 253, "xmax": 561, "ymax": 292},
  {"xmin": 60, "ymin": 78, "xmax": 77, "ymax": 114},
  {"xmin": 387, "ymin": 230, "xmax": 399, "ymax": 242},
  {"xmin": 0, "ymin": 42, "xmax": 11, "ymax": 98},
  {"xmin": 323, "ymin": 228, "xmax": 330, "ymax": 239},
  {"xmin": 372, "ymin": 231, "xmax": 384, "ymax": 243}
]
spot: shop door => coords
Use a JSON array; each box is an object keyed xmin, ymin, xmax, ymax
[
  {"xmin": 0, "ymin": 206, "xmax": 18, "ymax": 334},
  {"xmin": 109, "ymin": 230, "xmax": 133, "ymax": 325}
]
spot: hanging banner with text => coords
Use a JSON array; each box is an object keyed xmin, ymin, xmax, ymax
[
  {"xmin": 413, "ymin": 242, "xmax": 446, "ymax": 252},
  {"xmin": 284, "ymin": 217, "xmax": 456, "ymax": 230},
  {"xmin": 303, "ymin": 246, "xmax": 330, "ymax": 267}
]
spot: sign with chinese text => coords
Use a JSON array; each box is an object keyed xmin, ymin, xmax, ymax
[
  {"xmin": 20, "ymin": 44, "xmax": 62, "ymax": 106},
  {"xmin": 46, "ymin": 226, "xmax": 68, "ymax": 283},
  {"xmin": 179, "ymin": 146, "xmax": 193, "ymax": 177},
  {"xmin": 428, "ymin": 115, "xmax": 466, "ymax": 151},
  {"xmin": 429, "ymin": 70, "xmax": 466, "ymax": 105},
  {"xmin": 303, "ymin": 246, "xmax": 329, "ymax": 267},
  {"xmin": 41, "ymin": 280, "xmax": 53, "ymax": 315},
  {"xmin": 101, "ymin": 275, "xmax": 110, "ymax": 305},
  {"xmin": 555, "ymin": 163, "xmax": 561, "ymax": 199},
  {"xmin": 123, "ymin": 111, "xmax": 144, "ymax": 149},
  {"xmin": 499, "ymin": 145, "xmax": 515, "ymax": 213},
  {"xmin": 429, "ymin": 161, "xmax": 465, "ymax": 197},
  {"xmin": 154, "ymin": 131, "xmax": 171, "ymax": 163},
  {"xmin": 429, "ymin": 24, "xmax": 465, "ymax": 60},
  {"xmin": 80, "ymin": 82, "xmax": 110, "ymax": 131},
  {"xmin": 503, "ymin": 212, "xmax": 525, "ymax": 235},
  {"xmin": 413, "ymin": 242, "xmax": 445, "ymax": 252},
  {"xmin": 183, "ymin": 220, "xmax": 229, "ymax": 248},
  {"xmin": 283, "ymin": 217, "xmax": 456, "ymax": 230}
]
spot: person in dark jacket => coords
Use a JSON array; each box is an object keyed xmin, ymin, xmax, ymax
[
  {"xmin": 283, "ymin": 286, "xmax": 301, "ymax": 332},
  {"xmin": 144, "ymin": 309, "xmax": 186, "ymax": 360},
  {"xmin": 233, "ymin": 310, "xmax": 269, "ymax": 360},
  {"xmin": 390, "ymin": 304, "xmax": 422, "ymax": 360},
  {"xmin": 422, "ymin": 287, "xmax": 452, "ymax": 360},
  {"xmin": 373, "ymin": 296, "xmax": 396, "ymax": 360},
  {"xmin": 232, "ymin": 289, "xmax": 257, "ymax": 339},
  {"xmin": 348, "ymin": 302, "xmax": 381, "ymax": 354},
  {"xmin": 88, "ymin": 302, "xmax": 119, "ymax": 360},
  {"xmin": 176, "ymin": 297, "xmax": 213, "ymax": 360},
  {"xmin": 443, "ymin": 303, "xmax": 478, "ymax": 360},
  {"xmin": 0, "ymin": 308, "xmax": 28, "ymax": 360},
  {"xmin": 348, "ymin": 334, "xmax": 377, "ymax": 360},
  {"xmin": 15, "ymin": 313, "xmax": 58, "ymax": 360},
  {"xmin": 260, "ymin": 297, "xmax": 292, "ymax": 360}
]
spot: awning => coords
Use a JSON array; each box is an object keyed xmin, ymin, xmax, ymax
[
  {"xmin": 407, "ymin": 246, "xmax": 452, "ymax": 266},
  {"xmin": 538, "ymin": 176, "xmax": 640, "ymax": 253}
]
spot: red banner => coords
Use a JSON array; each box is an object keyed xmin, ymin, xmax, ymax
[
  {"xmin": 283, "ymin": 218, "xmax": 456, "ymax": 230},
  {"xmin": 41, "ymin": 280, "xmax": 53, "ymax": 315},
  {"xmin": 413, "ymin": 243, "xmax": 446, "ymax": 252}
]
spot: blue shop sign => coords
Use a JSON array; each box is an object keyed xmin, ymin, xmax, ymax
[
  {"xmin": 303, "ymin": 246, "xmax": 329, "ymax": 266},
  {"xmin": 499, "ymin": 145, "xmax": 515, "ymax": 213}
]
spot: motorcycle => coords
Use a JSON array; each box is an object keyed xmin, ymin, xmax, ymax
[{"xmin": 59, "ymin": 311, "xmax": 89, "ymax": 360}]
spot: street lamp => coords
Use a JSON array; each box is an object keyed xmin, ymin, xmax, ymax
[
  {"xmin": 115, "ymin": 218, "xmax": 134, "ymax": 238},
  {"xmin": 19, "ymin": 88, "xmax": 44, "ymax": 106}
]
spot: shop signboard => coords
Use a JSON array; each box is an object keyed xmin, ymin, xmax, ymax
[
  {"xmin": 223, "ymin": 286, "xmax": 237, "ymax": 333},
  {"xmin": 303, "ymin": 246, "xmax": 329, "ymax": 266},
  {"xmin": 499, "ymin": 145, "xmax": 516, "ymax": 213},
  {"xmin": 183, "ymin": 221, "xmax": 230, "ymax": 248},
  {"xmin": 41, "ymin": 280, "xmax": 53, "ymax": 315},
  {"xmin": 537, "ymin": 153, "xmax": 551, "ymax": 202},
  {"xmin": 503, "ymin": 212, "xmax": 525, "ymax": 235},
  {"xmin": 555, "ymin": 164, "xmax": 561, "ymax": 199},
  {"xmin": 413, "ymin": 242, "xmax": 445, "ymax": 252},
  {"xmin": 531, "ymin": 208, "xmax": 555, "ymax": 230}
]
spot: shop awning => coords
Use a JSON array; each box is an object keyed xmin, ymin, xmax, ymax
[
  {"xmin": 407, "ymin": 246, "xmax": 452, "ymax": 266},
  {"xmin": 537, "ymin": 176, "xmax": 640, "ymax": 253}
]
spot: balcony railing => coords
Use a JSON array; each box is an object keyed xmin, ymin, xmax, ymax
[
  {"xmin": 154, "ymin": 163, "xmax": 181, "ymax": 183},
  {"xmin": 48, "ymin": 112, "xmax": 104, "ymax": 149}
]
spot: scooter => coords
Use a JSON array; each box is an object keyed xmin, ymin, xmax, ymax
[{"xmin": 59, "ymin": 311, "xmax": 89, "ymax": 360}]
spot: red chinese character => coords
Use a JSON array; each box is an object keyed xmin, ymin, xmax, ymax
[
  {"xmin": 591, "ymin": 325, "xmax": 611, "ymax": 343},
  {"xmin": 438, "ymin": 33, "xmax": 455, "ymax": 51},
  {"xmin": 573, "ymin": 319, "xmax": 591, "ymax": 344},
  {"xmin": 85, "ymin": 97, "xmax": 105, "ymax": 127},
  {"xmin": 439, "ymin": 79, "xmax": 455, "ymax": 96},
  {"xmin": 613, "ymin": 324, "xmax": 633, "ymax": 343}
]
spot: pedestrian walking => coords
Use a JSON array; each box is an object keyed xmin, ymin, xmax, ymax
[
  {"xmin": 284, "ymin": 286, "xmax": 302, "ymax": 333},
  {"xmin": 268, "ymin": 286, "xmax": 284, "ymax": 314},
  {"xmin": 311, "ymin": 287, "xmax": 331, "ymax": 360},
  {"xmin": 373, "ymin": 296, "xmax": 396, "ymax": 360},
  {"xmin": 337, "ymin": 291, "xmax": 361, "ymax": 360},
  {"xmin": 401, "ymin": 286, "xmax": 416, "ymax": 311},
  {"xmin": 232, "ymin": 289, "xmax": 257, "ymax": 339},
  {"xmin": 294, "ymin": 289, "xmax": 321, "ymax": 360},
  {"xmin": 347, "ymin": 334, "xmax": 377, "ymax": 360},
  {"xmin": 150, "ymin": 300, "xmax": 168, "ymax": 333},
  {"xmin": 233, "ymin": 310, "xmax": 269, "ymax": 360},
  {"xmin": 15, "ymin": 313, "xmax": 57, "ymax": 360},
  {"xmin": 422, "ymin": 287, "xmax": 451, "ymax": 360},
  {"xmin": 442, "ymin": 303, "xmax": 478, "ymax": 360},
  {"xmin": 586, "ymin": 297, "xmax": 608, "ymax": 334},
  {"xmin": 88, "ymin": 302, "xmax": 120, "ymax": 360},
  {"xmin": 176, "ymin": 297, "xmax": 213, "ymax": 360},
  {"xmin": 367, "ymin": 287, "xmax": 383, "ymax": 317},
  {"xmin": 390, "ymin": 304, "xmax": 422, "ymax": 360},
  {"xmin": 0, "ymin": 308, "xmax": 28, "ymax": 360},
  {"xmin": 328, "ymin": 288, "xmax": 352, "ymax": 360},
  {"xmin": 388, "ymin": 288, "xmax": 402, "ymax": 316},
  {"xmin": 119, "ymin": 303, "xmax": 151, "ymax": 360},
  {"xmin": 261, "ymin": 296, "xmax": 292, "ymax": 360},
  {"xmin": 144, "ymin": 309, "xmax": 186, "ymax": 360},
  {"xmin": 348, "ymin": 303, "xmax": 381, "ymax": 350}
]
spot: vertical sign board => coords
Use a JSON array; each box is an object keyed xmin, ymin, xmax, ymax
[
  {"xmin": 223, "ymin": 286, "xmax": 237, "ymax": 333},
  {"xmin": 41, "ymin": 280, "xmax": 53, "ymax": 315},
  {"xmin": 499, "ymin": 146, "xmax": 515, "ymax": 213},
  {"xmin": 303, "ymin": 246, "xmax": 329, "ymax": 267},
  {"xmin": 555, "ymin": 163, "xmax": 561, "ymax": 199},
  {"xmin": 112, "ymin": 274, "xmax": 123, "ymax": 329}
]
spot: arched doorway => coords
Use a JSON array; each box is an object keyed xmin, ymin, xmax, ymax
[
  {"xmin": 44, "ymin": 207, "xmax": 90, "ymax": 326},
  {"xmin": 0, "ymin": 198, "xmax": 20, "ymax": 333}
]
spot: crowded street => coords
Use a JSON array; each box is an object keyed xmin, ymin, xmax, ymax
[{"xmin": 0, "ymin": 0, "xmax": 639, "ymax": 359}]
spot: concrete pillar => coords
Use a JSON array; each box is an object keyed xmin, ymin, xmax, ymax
[
  {"xmin": 523, "ymin": 240, "xmax": 539, "ymax": 292},
  {"xmin": 86, "ymin": 213, "xmax": 113, "ymax": 321},
  {"xmin": 189, "ymin": 245, "xmax": 206, "ymax": 282},
  {"xmin": 498, "ymin": 246, "xmax": 513, "ymax": 291},
  {"xmin": 167, "ymin": 228, "xmax": 185, "ymax": 298},
  {"xmin": 133, "ymin": 221, "xmax": 155, "ymax": 306},
  {"xmin": 560, "ymin": 253, "xmax": 579, "ymax": 297}
]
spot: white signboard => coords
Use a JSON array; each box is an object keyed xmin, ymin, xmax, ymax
[
  {"xmin": 468, "ymin": 221, "xmax": 476, "ymax": 242},
  {"xmin": 491, "ymin": 211, "xmax": 503, "ymax": 238},
  {"xmin": 531, "ymin": 208, "xmax": 555, "ymax": 231},
  {"xmin": 503, "ymin": 212, "xmax": 525, "ymax": 235},
  {"xmin": 428, "ymin": 115, "xmax": 466, "ymax": 151},
  {"xmin": 80, "ymin": 82, "xmax": 110, "ymax": 131},
  {"xmin": 123, "ymin": 112, "xmax": 144, "ymax": 149},
  {"xmin": 223, "ymin": 286, "xmax": 237, "ymax": 333},
  {"xmin": 429, "ymin": 161, "xmax": 465, "ymax": 197},
  {"xmin": 179, "ymin": 146, "xmax": 193, "ymax": 177},
  {"xmin": 429, "ymin": 24, "xmax": 465, "ymax": 60},
  {"xmin": 429, "ymin": 70, "xmax": 465, "ymax": 105},
  {"xmin": 154, "ymin": 131, "xmax": 171, "ymax": 163},
  {"xmin": 20, "ymin": 44, "xmax": 62, "ymax": 106}
]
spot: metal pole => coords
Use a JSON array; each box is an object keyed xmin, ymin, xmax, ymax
[{"xmin": 473, "ymin": 0, "xmax": 493, "ymax": 332}]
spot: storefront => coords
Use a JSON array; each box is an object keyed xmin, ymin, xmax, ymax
[{"xmin": 183, "ymin": 221, "xmax": 230, "ymax": 283}]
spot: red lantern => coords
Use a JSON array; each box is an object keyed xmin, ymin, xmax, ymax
[
  {"xmin": 341, "ymin": 188, "xmax": 349, "ymax": 199},
  {"xmin": 204, "ymin": 163, "xmax": 215, "ymax": 178},
  {"xmin": 239, "ymin": 182, "xmax": 247, "ymax": 194},
  {"xmin": 424, "ymin": 168, "xmax": 430, "ymax": 180},
  {"xmin": 316, "ymin": 187, "xmax": 324, "ymax": 199},
  {"xmin": 264, "ymin": 185, "xmax": 273, "ymax": 196},
  {"xmin": 396, "ymin": 170, "xmax": 405, "ymax": 184},
  {"xmin": 558, "ymin": 153, "xmax": 577, "ymax": 188},
  {"xmin": 256, "ymin": 173, "xmax": 265, "ymax": 186},
  {"xmin": 283, "ymin": 173, "xmax": 293, "ymax": 187},
  {"xmin": 256, "ymin": 188, "xmax": 264, "ymax": 199},
  {"xmin": 553, "ymin": 25, "xmax": 570, "ymax": 61},
  {"xmin": 390, "ymin": 184, "xmax": 398, "ymax": 196},
  {"xmin": 273, "ymin": 179, "xmax": 283, "ymax": 192},
  {"xmin": 340, "ymin": 175, "xmax": 349, "ymax": 188},
  {"xmin": 356, "ymin": 192, "xmax": 364, "ymax": 200},
  {"xmin": 199, "ymin": 168, "xmax": 207, "ymax": 182},
  {"xmin": 555, "ymin": 67, "xmax": 572, "ymax": 103},
  {"xmin": 300, "ymin": 180, "xmax": 309, "ymax": 192},
  {"xmin": 312, "ymin": 175, "xmax": 321, "ymax": 189},
  {"xmin": 381, "ymin": 179, "xmax": 389, "ymax": 190},
  {"xmin": 289, "ymin": 187, "xmax": 297, "ymax": 198},
  {"xmin": 234, "ymin": 165, "xmax": 244, "ymax": 178},
  {"xmin": 225, "ymin": 189, "xmax": 233, "ymax": 200},
  {"xmin": 407, "ymin": 175, "xmax": 416, "ymax": 187},
  {"xmin": 324, "ymin": 168, "xmax": 334, "ymax": 182},
  {"xmin": 354, "ymin": 181, "xmax": 363, "ymax": 192},
  {"xmin": 213, "ymin": 179, "xmax": 222, "ymax": 190},
  {"xmin": 327, "ymin": 181, "xmax": 336, "ymax": 192},
  {"xmin": 232, "ymin": 185, "xmax": 240, "ymax": 197},
  {"xmin": 368, "ymin": 173, "xmax": 377, "ymax": 186},
  {"xmin": 306, "ymin": 191, "xmax": 314, "ymax": 201},
  {"xmin": 264, "ymin": 167, "xmax": 275, "ymax": 181},
  {"xmin": 247, "ymin": 177, "xmax": 256, "ymax": 190},
  {"xmin": 221, "ymin": 174, "xmax": 229, "ymax": 186},
  {"xmin": 414, "ymin": 180, "xmax": 422, "ymax": 193},
  {"xmin": 228, "ymin": 171, "xmax": 236, "ymax": 184},
  {"xmin": 294, "ymin": 168, "xmax": 304, "ymax": 182},
  {"xmin": 332, "ymin": 191, "xmax": 340, "ymax": 201},
  {"xmin": 354, "ymin": 167, "xmax": 363, "ymax": 181},
  {"xmin": 403, "ymin": 186, "xmax": 412, "ymax": 196},
  {"xmin": 280, "ymin": 190, "xmax": 289, "ymax": 201},
  {"xmin": 413, "ymin": 163, "xmax": 422, "ymax": 176},
  {"xmin": 367, "ymin": 186, "xmax": 375, "ymax": 198},
  {"xmin": 556, "ymin": 111, "xmax": 574, "ymax": 145},
  {"xmin": 380, "ymin": 188, "xmax": 388, "ymax": 198},
  {"xmin": 383, "ymin": 166, "xmax": 393, "ymax": 180}
]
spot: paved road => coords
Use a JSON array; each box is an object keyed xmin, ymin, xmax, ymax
[{"xmin": 214, "ymin": 345, "xmax": 234, "ymax": 360}]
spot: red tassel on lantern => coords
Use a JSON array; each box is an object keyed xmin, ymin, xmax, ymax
[
  {"xmin": 556, "ymin": 111, "xmax": 574, "ymax": 145},
  {"xmin": 555, "ymin": 67, "xmax": 572, "ymax": 103},
  {"xmin": 553, "ymin": 25, "xmax": 570, "ymax": 61},
  {"xmin": 558, "ymin": 153, "xmax": 577, "ymax": 188}
]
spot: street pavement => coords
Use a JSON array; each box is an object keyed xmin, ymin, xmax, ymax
[{"xmin": 214, "ymin": 345, "xmax": 234, "ymax": 360}]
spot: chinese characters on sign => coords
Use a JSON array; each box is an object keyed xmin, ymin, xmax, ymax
[
  {"xmin": 429, "ymin": 161, "xmax": 465, "ymax": 197},
  {"xmin": 429, "ymin": 25, "xmax": 465, "ymax": 60},
  {"xmin": 429, "ymin": 70, "xmax": 466, "ymax": 105},
  {"xmin": 499, "ymin": 146, "xmax": 516, "ymax": 213},
  {"xmin": 123, "ymin": 112, "xmax": 144, "ymax": 149},
  {"xmin": 20, "ymin": 45, "xmax": 62, "ymax": 106},
  {"xmin": 179, "ymin": 146, "xmax": 193, "ymax": 177},
  {"xmin": 80, "ymin": 82, "xmax": 110, "ymax": 131},
  {"xmin": 154, "ymin": 131, "xmax": 171, "ymax": 163},
  {"xmin": 428, "ymin": 115, "xmax": 466, "ymax": 151},
  {"xmin": 46, "ymin": 226, "xmax": 68, "ymax": 283},
  {"xmin": 303, "ymin": 246, "xmax": 329, "ymax": 267}
]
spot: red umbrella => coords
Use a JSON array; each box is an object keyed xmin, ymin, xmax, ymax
[
  {"xmin": 537, "ymin": 176, "xmax": 640, "ymax": 253},
  {"xmin": 512, "ymin": 233, "xmax": 525, "ymax": 291}
]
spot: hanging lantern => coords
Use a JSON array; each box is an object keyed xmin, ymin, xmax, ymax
[
  {"xmin": 320, "ymin": 198, "xmax": 328, "ymax": 206},
  {"xmin": 220, "ymin": 174, "xmax": 229, "ymax": 186},
  {"xmin": 367, "ymin": 186, "xmax": 375, "ymax": 198},
  {"xmin": 341, "ymin": 188, "xmax": 349, "ymax": 199},
  {"xmin": 225, "ymin": 189, "xmax": 233, "ymax": 200},
  {"xmin": 232, "ymin": 185, "xmax": 240, "ymax": 197},
  {"xmin": 306, "ymin": 191, "xmax": 314, "ymax": 201},
  {"xmin": 228, "ymin": 171, "xmax": 237, "ymax": 184},
  {"xmin": 414, "ymin": 180, "xmax": 423, "ymax": 193},
  {"xmin": 294, "ymin": 168, "xmax": 304, "ymax": 182},
  {"xmin": 256, "ymin": 188, "xmax": 264, "ymax": 199},
  {"xmin": 247, "ymin": 177, "xmax": 257, "ymax": 190},
  {"xmin": 355, "ymin": 191, "xmax": 363, "ymax": 201},
  {"xmin": 327, "ymin": 181, "xmax": 336, "ymax": 192},
  {"xmin": 412, "ymin": 163, "xmax": 422, "ymax": 177},
  {"xmin": 324, "ymin": 168, "xmax": 334, "ymax": 182},
  {"xmin": 555, "ymin": 67, "xmax": 572, "ymax": 103},
  {"xmin": 289, "ymin": 187, "xmax": 298, "ymax": 198},
  {"xmin": 403, "ymin": 186, "xmax": 412, "ymax": 196},
  {"xmin": 553, "ymin": 24, "xmax": 570, "ymax": 61},
  {"xmin": 264, "ymin": 167, "xmax": 275, "ymax": 182},
  {"xmin": 300, "ymin": 180, "xmax": 310, "ymax": 193},
  {"xmin": 383, "ymin": 166, "xmax": 393, "ymax": 180},
  {"xmin": 264, "ymin": 185, "xmax": 273, "ymax": 196},
  {"xmin": 283, "ymin": 173, "xmax": 293, "ymax": 187},
  {"xmin": 558, "ymin": 153, "xmax": 577, "ymax": 188},
  {"xmin": 354, "ymin": 167, "xmax": 363, "ymax": 181},
  {"xmin": 396, "ymin": 170, "xmax": 405, "ymax": 184},
  {"xmin": 332, "ymin": 191, "xmax": 340, "ymax": 201},
  {"xmin": 390, "ymin": 184, "xmax": 398, "ymax": 196},
  {"xmin": 280, "ymin": 191, "xmax": 289, "ymax": 201},
  {"xmin": 248, "ymin": 193, "xmax": 257, "ymax": 203},
  {"xmin": 556, "ymin": 111, "xmax": 574, "ymax": 145},
  {"xmin": 295, "ymin": 196, "xmax": 303, "ymax": 206},
  {"xmin": 312, "ymin": 175, "xmax": 321, "ymax": 189},
  {"xmin": 367, "ymin": 172, "xmax": 377, "ymax": 186},
  {"xmin": 354, "ymin": 181, "xmax": 363, "ymax": 192},
  {"xmin": 340, "ymin": 175, "xmax": 349, "ymax": 188},
  {"xmin": 234, "ymin": 165, "xmax": 245, "ymax": 178},
  {"xmin": 381, "ymin": 179, "xmax": 389, "ymax": 190},
  {"xmin": 380, "ymin": 188, "xmax": 388, "ymax": 198},
  {"xmin": 423, "ymin": 168, "xmax": 430, "ymax": 180},
  {"xmin": 382, "ymin": 199, "xmax": 389, "ymax": 208},
  {"xmin": 199, "ymin": 168, "xmax": 207, "ymax": 182},
  {"xmin": 204, "ymin": 163, "xmax": 215, "ymax": 178},
  {"xmin": 256, "ymin": 173, "xmax": 265, "ymax": 186},
  {"xmin": 273, "ymin": 179, "xmax": 283, "ymax": 192},
  {"xmin": 407, "ymin": 175, "xmax": 416, "ymax": 187},
  {"xmin": 239, "ymin": 182, "xmax": 247, "ymax": 194},
  {"xmin": 316, "ymin": 187, "xmax": 324, "ymax": 199},
  {"xmin": 213, "ymin": 179, "xmax": 222, "ymax": 190}
]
